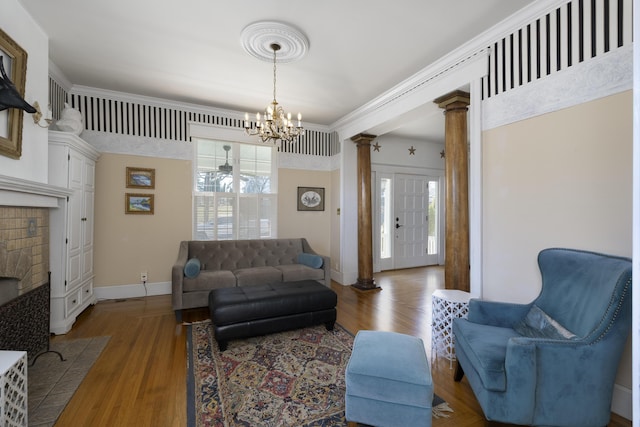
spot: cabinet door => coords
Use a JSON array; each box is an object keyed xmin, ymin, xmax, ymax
[
  {"xmin": 66, "ymin": 150, "xmax": 84, "ymax": 290},
  {"xmin": 81, "ymin": 160, "xmax": 95, "ymax": 282}
]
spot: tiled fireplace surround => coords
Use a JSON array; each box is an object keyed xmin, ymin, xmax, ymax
[
  {"xmin": 0, "ymin": 175, "xmax": 70, "ymax": 304},
  {"xmin": 0, "ymin": 206, "xmax": 50, "ymax": 301}
]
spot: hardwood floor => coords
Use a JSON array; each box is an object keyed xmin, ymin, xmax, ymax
[{"xmin": 50, "ymin": 266, "xmax": 631, "ymax": 427}]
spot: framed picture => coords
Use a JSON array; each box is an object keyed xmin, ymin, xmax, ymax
[
  {"xmin": 126, "ymin": 167, "xmax": 155, "ymax": 189},
  {"xmin": 125, "ymin": 193, "xmax": 154, "ymax": 215},
  {"xmin": 0, "ymin": 28, "xmax": 29, "ymax": 159},
  {"xmin": 297, "ymin": 187, "xmax": 325, "ymax": 211}
]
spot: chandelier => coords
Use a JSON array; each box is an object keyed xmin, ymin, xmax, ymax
[{"xmin": 244, "ymin": 43, "xmax": 304, "ymax": 144}]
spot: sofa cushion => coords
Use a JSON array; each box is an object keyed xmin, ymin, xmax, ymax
[
  {"xmin": 514, "ymin": 304, "xmax": 578, "ymax": 340},
  {"xmin": 183, "ymin": 270, "xmax": 236, "ymax": 292},
  {"xmin": 276, "ymin": 264, "xmax": 325, "ymax": 282},
  {"xmin": 183, "ymin": 257, "xmax": 201, "ymax": 278},
  {"xmin": 234, "ymin": 266, "xmax": 282, "ymax": 287},
  {"xmin": 297, "ymin": 253, "xmax": 323, "ymax": 269},
  {"xmin": 189, "ymin": 239, "xmax": 304, "ymax": 271},
  {"xmin": 453, "ymin": 319, "xmax": 520, "ymax": 391}
]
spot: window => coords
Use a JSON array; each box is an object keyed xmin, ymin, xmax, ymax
[{"xmin": 193, "ymin": 139, "xmax": 276, "ymax": 240}]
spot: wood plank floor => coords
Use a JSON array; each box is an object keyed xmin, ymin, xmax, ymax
[{"xmin": 50, "ymin": 266, "xmax": 631, "ymax": 427}]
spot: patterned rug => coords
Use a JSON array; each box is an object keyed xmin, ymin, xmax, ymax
[{"xmin": 186, "ymin": 321, "xmax": 451, "ymax": 427}]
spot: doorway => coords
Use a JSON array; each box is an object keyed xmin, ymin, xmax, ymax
[{"xmin": 375, "ymin": 172, "xmax": 441, "ymax": 271}]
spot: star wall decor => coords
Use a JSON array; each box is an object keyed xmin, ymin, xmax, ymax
[
  {"xmin": 440, "ymin": 150, "xmax": 445, "ymax": 158},
  {"xmin": 372, "ymin": 142, "xmax": 381, "ymax": 152},
  {"xmin": 409, "ymin": 146, "xmax": 416, "ymax": 155}
]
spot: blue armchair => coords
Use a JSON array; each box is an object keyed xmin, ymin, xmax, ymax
[{"xmin": 452, "ymin": 248, "xmax": 632, "ymax": 427}]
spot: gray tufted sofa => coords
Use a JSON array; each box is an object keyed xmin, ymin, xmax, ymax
[{"xmin": 171, "ymin": 238, "xmax": 330, "ymax": 320}]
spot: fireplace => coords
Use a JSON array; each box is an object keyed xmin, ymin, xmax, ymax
[
  {"xmin": 0, "ymin": 278, "xmax": 18, "ymax": 307},
  {"xmin": 0, "ymin": 280, "xmax": 50, "ymax": 359},
  {"xmin": 0, "ymin": 175, "xmax": 69, "ymax": 359}
]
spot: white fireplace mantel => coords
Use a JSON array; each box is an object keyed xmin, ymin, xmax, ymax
[{"xmin": 0, "ymin": 175, "xmax": 71, "ymax": 208}]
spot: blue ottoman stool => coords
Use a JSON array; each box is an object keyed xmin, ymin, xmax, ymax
[{"xmin": 345, "ymin": 330, "xmax": 432, "ymax": 427}]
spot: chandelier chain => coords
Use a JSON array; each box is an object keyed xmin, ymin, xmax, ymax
[{"xmin": 272, "ymin": 48, "xmax": 277, "ymax": 103}]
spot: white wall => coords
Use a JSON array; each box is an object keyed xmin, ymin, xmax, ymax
[
  {"xmin": 0, "ymin": 0, "xmax": 49, "ymax": 182},
  {"xmin": 372, "ymin": 135, "xmax": 444, "ymax": 171}
]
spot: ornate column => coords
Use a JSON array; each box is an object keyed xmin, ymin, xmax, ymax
[
  {"xmin": 351, "ymin": 133, "xmax": 379, "ymax": 291},
  {"xmin": 435, "ymin": 90, "xmax": 470, "ymax": 292}
]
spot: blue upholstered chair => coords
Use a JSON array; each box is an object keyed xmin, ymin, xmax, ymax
[{"xmin": 452, "ymin": 248, "xmax": 632, "ymax": 427}]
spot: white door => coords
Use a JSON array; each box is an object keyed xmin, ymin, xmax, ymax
[
  {"xmin": 375, "ymin": 173, "xmax": 441, "ymax": 270},
  {"xmin": 66, "ymin": 149, "xmax": 84, "ymax": 290},
  {"xmin": 394, "ymin": 174, "xmax": 429, "ymax": 269},
  {"xmin": 81, "ymin": 159, "xmax": 96, "ymax": 282}
]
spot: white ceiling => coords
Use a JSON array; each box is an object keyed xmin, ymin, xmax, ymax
[{"xmin": 19, "ymin": 0, "xmax": 533, "ymax": 142}]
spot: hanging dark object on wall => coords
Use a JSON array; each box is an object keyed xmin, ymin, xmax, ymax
[{"xmin": 0, "ymin": 56, "xmax": 35, "ymax": 113}]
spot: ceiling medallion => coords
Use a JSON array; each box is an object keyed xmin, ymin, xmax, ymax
[
  {"xmin": 240, "ymin": 21, "xmax": 309, "ymax": 63},
  {"xmin": 241, "ymin": 22, "xmax": 308, "ymax": 144}
]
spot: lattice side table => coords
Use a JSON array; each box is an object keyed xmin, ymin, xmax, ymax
[
  {"xmin": 0, "ymin": 351, "xmax": 27, "ymax": 427},
  {"xmin": 431, "ymin": 289, "xmax": 471, "ymax": 368}
]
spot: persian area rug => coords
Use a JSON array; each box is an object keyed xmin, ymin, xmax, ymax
[
  {"xmin": 186, "ymin": 320, "xmax": 452, "ymax": 427},
  {"xmin": 28, "ymin": 336, "xmax": 110, "ymax": 427}
]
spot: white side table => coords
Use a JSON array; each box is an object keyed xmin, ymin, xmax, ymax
[
  {"xmin": 0, "ymin": 351, "xmax": 27, "ymax": 426},
  {"xmin": 431, "ymin": 289, "xmax": 471, "ymax": 368}
]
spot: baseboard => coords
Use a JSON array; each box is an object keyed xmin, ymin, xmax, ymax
[
  {"xmin": 94, "ymin": 281, "xmax": 171, "ymax": 301},
  {"xmin": 330, "ymin": 269, "xmax": 345, "ymax": 285},
  {"xmin": 611, "ymin": 383, "xmax": 632, "ymax": 420}
]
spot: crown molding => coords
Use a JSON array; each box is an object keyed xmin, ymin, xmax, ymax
[
  {"xmin": 330, "ymin": 0, "xmax": 570, "ymax": 136},
  {"xmin": 67, "ymin": 85, "xmax": 330, "ymax": 134}
]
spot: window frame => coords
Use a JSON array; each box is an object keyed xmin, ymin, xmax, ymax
[{"xmin": 192, "ymin": 136, "xmax": 278, "ymax": 241}]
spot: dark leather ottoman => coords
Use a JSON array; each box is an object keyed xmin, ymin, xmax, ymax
[{"xmin": 208, "ymin": 280, "xmax": 337, "ymax": 351}]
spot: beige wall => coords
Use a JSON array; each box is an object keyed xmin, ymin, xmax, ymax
[
  {"xmin": 482, "ymin": 90, "xmax": 632, "ymax": 390},
  {"xmin": 93, "ymin": 154, "xmax": 192, "ymax": 287},
  {"xmin": 277, "ymin": 168, "xmax": 332, "ymax": 261},
  {"xmin": 482, "ymin": 90, "xmax": 632, "ymax": 303}
]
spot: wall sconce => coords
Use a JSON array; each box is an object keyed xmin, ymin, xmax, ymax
[{"xmin": 31, "ymin": 101, "xmax": 52, "ymax": 128}]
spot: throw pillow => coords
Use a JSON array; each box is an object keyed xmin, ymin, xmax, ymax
[
  {"xmin": 184, "ymin": 257, "xmax": 201, "ymax": 278},
  {"xmin": 514, "ymin": 304, "xmax": 578, "ymax": 340},
  {"xmin": 297, "ymin": 253, "xmax": 324, "ymax": 269}
]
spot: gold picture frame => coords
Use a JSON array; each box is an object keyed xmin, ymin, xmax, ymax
[
  {"xmin": 0, "ymin": 28, "xmax": 29, "ymax": 159},
  {"xmin": 126, "ymin": 167, "xmax": 155, "ymax": 189},
  {"xmin": 125, "ymin": 193, "xmax": 154, "ymax": 215}
]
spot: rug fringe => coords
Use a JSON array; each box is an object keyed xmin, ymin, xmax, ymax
[
  {"xmin": 182, "ymin": 319, "xmax": 211, "ymax": 326},
  {"xmin": 432, "ymin": 402, "xmax": 454, "ymax": 418}
]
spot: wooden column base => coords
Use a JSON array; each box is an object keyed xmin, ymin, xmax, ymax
[{"xmin": 351, "ymin": 278, "xmax": 381, "ymax": 291}]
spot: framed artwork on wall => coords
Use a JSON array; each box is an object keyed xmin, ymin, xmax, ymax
[
  {"xmin": 297, "ymin": 187, "xmax": 325, "ymax": 211},
  {"xmin": 126, "ymin": 167, "xmax": 155, "ymax": 189},
  {"xmin": 125, "ymin": 193, "xmax": 154, "ymax": 215},
  {"xmin": 0, "ymin": 28, "xmax": 29, "ymax": 159}
]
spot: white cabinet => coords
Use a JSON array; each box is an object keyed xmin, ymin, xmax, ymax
[{"xmin": 48, "ymin": 131, "xmax": 100, "ymax": 334}]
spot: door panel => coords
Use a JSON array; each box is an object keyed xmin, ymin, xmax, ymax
[{"xmin": 394, "ymin": 174, "xmax": 428, "ymax": 269}]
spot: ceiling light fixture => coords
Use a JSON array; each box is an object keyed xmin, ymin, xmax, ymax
[{"xmin": 244, "ymin": 42, "xmax": 303, "ymax": 144}]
